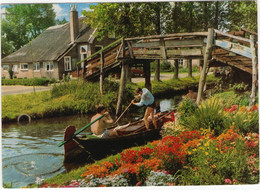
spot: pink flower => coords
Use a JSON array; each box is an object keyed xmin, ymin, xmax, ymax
[
  {"xmin": 136, "ymin": 182, "xmax": 142, "ymax": 186},
  {"xmin": 233, "ymin": 179, "xmax": 237, "ymax": 183},
  {"xmin": 225, "ymin": 179, "xmax": 232, "ymax": 184}
]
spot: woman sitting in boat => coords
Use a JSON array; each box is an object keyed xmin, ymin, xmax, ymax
[
  {"xmin": 91, "ymin": 104, "xmax": 118, "ymax": 138},
  {"xmin": 131, "ymin": 88, "xmax": 158, "ymax": 130}
]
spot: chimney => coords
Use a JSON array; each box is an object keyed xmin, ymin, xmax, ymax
[{"xmin": 70, "ymin": 4, "xmax": 79, "ymax": 43}]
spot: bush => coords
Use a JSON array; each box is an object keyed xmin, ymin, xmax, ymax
[
  {"xmin": 179, "ymin": 98, "xmax": 226, "ymax": 136},
  {"xmin": 224, "ymin": 105, "xmax": 259, "ymax": 135},
  {"xmin": 2, "ymin": 78, "xmax": 49, "ymax": 86},
  {"xmin": 232, "ymin": 82, "xmax": 249, "ymax": 93}
]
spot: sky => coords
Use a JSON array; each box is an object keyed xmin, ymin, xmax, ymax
[{"xmin": 0, "ymin": 3, "xmax": 96, "ymax": 21}]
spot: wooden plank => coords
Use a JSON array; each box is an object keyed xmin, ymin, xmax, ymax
[
  {"xmin": 125, "ymin": 32, "xmax": 208, "ymax": 41},
  {"xmin": 241, "ymin": 28, "xmax": 258, "ymax": 36},
  {"xmin": 133, "ymin": 49, "xmax": 161, "ymax": 55},
  {"xmin": 160, "ymin": 38, "xmax": 167, "ymax": 59},
  {"xmin": 127, "ymin": 41, "xmax": 134, "ymax": 59},
  {"xmin": 215, "ymin": 39, "xmax": 252, "ymax": 59},
  {"xmin": 167, "ymin": 48, "xmax": 202, "ymax": 56},
  {"xmin": 214, "ymin": 57, "xmax": 252, "ymax": 73},
  {"xmin": 214, "ymin": 29, "xmax": 250, "ymax": 43},
  {"xmin": 165, "ymin": 38, "xmax": 205, "ymax": 47},
  {"xmin": 131, "ymin": 41, "xmax": 160, "ymax": 48}
]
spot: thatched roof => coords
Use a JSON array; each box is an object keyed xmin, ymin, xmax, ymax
[{"xmin": 2, "ymin": 17, "xmax": 95, "ymax": 63}]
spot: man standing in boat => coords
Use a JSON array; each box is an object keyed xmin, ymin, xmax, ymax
[
  {"xmin": 131, "ymin": 88, "xmax": 158, "ymax": 130},
  {"xmin": 91, "ymin": 105, "xmax": 118, "ymax": 138}
]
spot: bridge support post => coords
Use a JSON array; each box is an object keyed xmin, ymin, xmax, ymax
[
  {"xmin": 144, "ymin": 60, "xmax": 152, "ymax": 92},
  {"xmin": 154, "ymin": 60, "xmax": 161, "ymax": 81},
  {"xmin": 196, "ymin": 28, "xmax": 214, "ymax": 104},
  {"xmin": 188, "ymin": 59, "xmax": 192, "ymax": 77},
  {"xmin": 249, "ymin": 34, "xmax": 258, "ymax": 106},
  {"xmin": 116, "ymin": 61, "xmax": 128, "ymax": 116},
  {"xmin": 174, "ymin": 59, "xmax": 179, "ymax": 79}
]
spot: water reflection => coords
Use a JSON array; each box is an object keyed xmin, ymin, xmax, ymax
[{"xmin": 2, "ymin": 96, "xmax": 182, "ymax": 187}]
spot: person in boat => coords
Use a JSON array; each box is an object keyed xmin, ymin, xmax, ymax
[
  {"xmin": 182, "ymin": 88, "xmax": 198, "ymax": 102},
  {"xmin": 91, "ymin": 104, "xmax": 118, "ymax": 138},
  {"xmin": 131, "ymin": 88, "xmax": 158, "ymax": 130}
]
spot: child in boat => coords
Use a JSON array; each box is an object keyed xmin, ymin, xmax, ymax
[
  {"xmin": 91, "ymin": 104, "xmax": 118, "ymax": 138},
  {"xmin": 131, "ymin": 88, "xmax": 158, "ymax": 130}
]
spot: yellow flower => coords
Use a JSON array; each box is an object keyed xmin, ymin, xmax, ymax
[
  {"xmin": 205, "ymin": 152, "xmax": 209, "ymax": 155},
  {"xmin": 192, "ymin": 148, "xmax": 197, "ymax": 152},
  {"xmin": 212, "ymin": 165, "xmax": 216, "ymax": 168},
  {"xmin": 232, "ymin": 122, "xmax": 235, "ymax": 125},
  {"xmin": 187, "ymin": 151, "xmax": 192, "ymax": 155},
  {"xmin": 220, "ymin": 151, "xmax": 223, "ymax": 154},
  {"xmin": 216, "ymin": 148, "xmax": 219, "ymax": 151}
]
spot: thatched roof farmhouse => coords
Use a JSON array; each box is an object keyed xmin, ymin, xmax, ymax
[{"xmin": 1, "ymin": 6, "xmax": 115, "ymax": 80}]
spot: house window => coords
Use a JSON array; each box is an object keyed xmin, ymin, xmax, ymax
[
  {"xmin": 44, "ymin": 62, "xmax": 54, "ymax": 71},
  {"xmin": 12, "ymin": 65, "xmax": 18, "ymax": 72},
  {"xmin": 178, "ymin": 59, "xmax": 184, "ymax": 67},
  {"xmin": 3, "ymin": 65, "xmax": 9, "ymax": 72},
  {"xmin": 80, "ymin": 45, "xmax": 89, "ymax": 54},
  {"xmin": 20, "ymin": 63, "xmax": 29, "ymax": 71},
  {"xmin": 64, "ymin": 56, "xmax": 71, "ymax": 71},
  {"xmin": 33, "ymin": 62, "xmax": 40, "ymax": 71}
]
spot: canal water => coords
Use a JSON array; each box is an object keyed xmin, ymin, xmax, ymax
[{"xmin": 1, "ymin": 96, "xmax": 182, "ymax": 187}]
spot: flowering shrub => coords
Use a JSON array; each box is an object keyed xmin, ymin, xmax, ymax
[
  {"xmin": 224, "ymin": 104, "xmax": 259, "ymax": 134},
  {"xmin": 145, "ymin": 170, "xmax": 176, "ymax": 186}
]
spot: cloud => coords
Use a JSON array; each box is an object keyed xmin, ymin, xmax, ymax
[
  {"xmin": 83, "ymin": 7, "xmax": 93, "ymax": 12},
  {"xmin": 53, "ymin": 4, "xmax": 67, "ymax": 19}
]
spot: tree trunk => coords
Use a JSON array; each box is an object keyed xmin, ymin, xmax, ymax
[
  {"xmin": 116, "ymin": 61, "xmax": 128, "ymax": 116},
  {"xmin": 196, "ymin": 28, "xmax": 214, "ymax": 104},
  {"xmin": 126, "ymin": 62, "xmax": 132, "ymax": 83},
  {"xmin": 174, "ymin": 59, "xmax": 179, "ymax": 79},
  {"xmin": 154, "ymin": 60, "xmax": 160, "ymax": 81},
  {"xmin": 249, "ymin": 35, "xmax": 258, "ymax": 106},
  {"xmin": 188, "ymin": 59, "xmax": 192, "ymax": 77},
  {"xmin": 144, "ymin": 60, "xmax": 152, "ymax": 92}
]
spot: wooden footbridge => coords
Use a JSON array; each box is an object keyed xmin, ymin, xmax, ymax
[{"xmin": 73, "ymin": 28, "xmax": 258, "ymax": 115}]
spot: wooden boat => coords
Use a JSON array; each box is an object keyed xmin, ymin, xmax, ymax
[{"xmin": 63, "ymin": 111, "xmax": 175, "ymax": 163}]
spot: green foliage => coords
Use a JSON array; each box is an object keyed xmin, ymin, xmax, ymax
[
  {"xmin": 214, "ymin": 90, "xmax": 251, "ymax": 107},
  {"xmin": 178, "ymin": 98, "xmax": 198, "ymax": 118},
  {"xmin": 178, "ymin": 139, "xmax": 255, "ymax": 185},
  {"xmin": 224, "ymin": 110, "xmax": 259, "ymax": 135},
  {"xmin": 232, "ymin": 82, "xmax": 249, "ymax": 93},
  {"xmin": 1, "ymin": 78, "xmax": 50, "ymax": 86},
  {"xmin": 227, "ymin": 1, "xmax": 257, "ymax": 32},
  {"xmin": 1, "ymin": 4, "xmax": 56, "ymax": 57},
  {"xmin": 3, "ymin": 182, "xmax": 13, "ymax": 188},
  {"xmin": 180, "ymin": 98, "xmax": 225, "ymax": 136}
]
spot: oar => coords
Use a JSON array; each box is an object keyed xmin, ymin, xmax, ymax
[
  {"xmin": 57, "ymin": 113, "xmax": 107, "ymax": 147},
  {"xmin": 113, "ymin": 100, "xmax": 134, "ymax": 126}
]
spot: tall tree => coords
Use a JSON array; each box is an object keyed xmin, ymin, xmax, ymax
[
  {"xmin": 1, "ymin": 4, "xmax": 56, "ymax": 57},
  {"xmin": 227, "ymin": 1, "xmax": 257, "ymax": 32}
]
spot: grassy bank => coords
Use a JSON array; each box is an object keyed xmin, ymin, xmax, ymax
[{"xmin": 2, "ymin": 75, "xmax": 218, "ymax": 123}]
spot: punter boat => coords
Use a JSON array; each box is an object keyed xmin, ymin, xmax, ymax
[{"xmin": 63, "ymin": 111, "xmax": 175, "ymax": 163}]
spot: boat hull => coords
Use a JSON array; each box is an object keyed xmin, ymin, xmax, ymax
[{"xmin": 63, "ymin": 111, "xmax": 175, "ymax": 163}]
